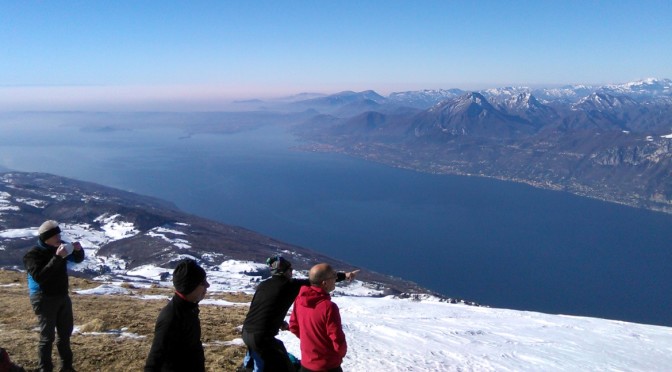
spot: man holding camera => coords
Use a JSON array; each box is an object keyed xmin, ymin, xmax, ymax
[{"xmin": 23, "ymin": 220, "xmax": 85, "ymax": 372}]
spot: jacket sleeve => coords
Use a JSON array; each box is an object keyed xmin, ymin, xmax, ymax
[
  {"xmin": 288, "ymin": 305, "xmax": 300, "ymax": 339},
  {"xmin": 336, "ymin": 272, "xmax": 346, "ymax": 283},
  {"xmin": 68, "ymin": 245, "xmax": 85, "ymax": 264},
  {"xmin": 23, "ymin": 250, "xmax": 66, "ymax": 284},
  {"xmin": 326, "ymin": 303, "xmax": 347, "ymax": 359},
  {"xmin": 144, "ymin": 310, "xmax": 172, "ymax": 371},
  {"xmin": 292, "ymin": 278, "xmax": 311, "ymax": 287}
]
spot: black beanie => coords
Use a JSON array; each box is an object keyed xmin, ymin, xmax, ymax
[{"xmin": 172, "ymin": 259, "xmax": 206, "ymax": 295}]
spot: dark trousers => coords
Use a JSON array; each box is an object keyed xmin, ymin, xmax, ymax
[
  {"xmin": 242, "ymin": 330, "xmax": 295, "ymax": 372},
  {"xmin": 300, "ymin": 366, "xmax": 343, "ymax": 372},
  {"xmin": 29, "ymin": 294, "xmax": 74, "ymax": 372}
]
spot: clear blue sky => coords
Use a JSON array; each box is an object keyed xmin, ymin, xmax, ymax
[{"xmin": 1, "ymin": 0, "xmax": 670, "ymax": 109}]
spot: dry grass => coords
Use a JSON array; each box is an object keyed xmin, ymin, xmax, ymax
[{"xmin": 0, "ymin": 269, "xmax": 252, "ymax": 372}]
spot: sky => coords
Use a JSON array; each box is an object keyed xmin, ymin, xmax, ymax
[{"xmin": 1, "ymin": 0, "xmax": 671, "ymax": 110}]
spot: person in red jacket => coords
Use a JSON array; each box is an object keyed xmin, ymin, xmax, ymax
[{"xmin": 289, "ymin": 263, "xmax": 347, "ymax": 372}]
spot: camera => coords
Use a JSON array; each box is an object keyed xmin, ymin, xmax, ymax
[{"xmin": 60, "ymin": 242, "xmax": 74, "ymax": 255}]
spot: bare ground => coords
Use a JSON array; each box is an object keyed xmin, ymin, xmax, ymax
[{"xmin": 0, "ymin": 269, "xmax": 252, "ymax": 371}]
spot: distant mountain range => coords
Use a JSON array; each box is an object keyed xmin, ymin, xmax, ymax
[
  {"xmin": 287, "ymin": 78, "xmax": 672, "ymax": 214},
  {"xmin": 267, "ymin": 78, "xmax": 671, "ymax": 110},
  {"xmin": 0, "ymin": 172, "xmax": 435, "ymax": 296}
]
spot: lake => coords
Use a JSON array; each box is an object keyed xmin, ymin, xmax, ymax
[{"xmin": 1, "ymin": 114, "xmax": 671, "ymax": 326}]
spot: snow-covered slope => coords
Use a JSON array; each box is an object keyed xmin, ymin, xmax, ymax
[{"xmin": 282, "ymin": 296, "xmax": 672, "ymax": 371}]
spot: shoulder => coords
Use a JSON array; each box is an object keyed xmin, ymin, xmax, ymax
[
  {"xmin": 157, "ymin": 300, "xmax": 179, "ymax": 320},
  {"xmin": 324, "ymin": 299, "xmax": 340, "ymax": 313},
  {"xmin": 254, "ymin": 277, "xmax": 281, "ymax": 294},
  {"xmin": 23, "ymin": 247, "xmax": 46, "ymax": 261},
  {"xmin": 289, "ymin": 278, "xmax": 311, "ymax": 290},
  {"xmin": 23, "ymin": 246, "xmax": 41, "ymax": 256}
]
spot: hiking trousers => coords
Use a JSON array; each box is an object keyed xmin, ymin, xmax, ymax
[
  {"xmin": 29, "ymin": 293, "xmax": 74, "ymax": 372},
  {"xmin": 242, "ymin": 329, "xmax": 295, "ymax": 372},
  {"xmin": 300, "ymin": 367, "xmax": 343, "ymax": 372}
]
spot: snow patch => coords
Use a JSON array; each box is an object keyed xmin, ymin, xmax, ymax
[
  {"xmin": 15, "ymin": 197, "xmax": 48, "ymax": 208},
  {"xmin": 94, "ymin": 213, "xmax": 139, "ymax": 240},
  {"xmin": 146, "ymin": 226, "xmax": 191, "ymax": 249},
  {"xmin": 0, "ymin": 228, "xmax": 35, "ymax": 239},
  {"xmin": 74, "ymin": 326, "xmax": 145, "ymax": 339},
  {"xmin": 75, "ymin": 284, "xmax": 132, "ymax": 296}
]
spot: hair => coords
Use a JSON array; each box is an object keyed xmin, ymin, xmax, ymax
[{"xmin": 309, "ymin": 264, "xmax": 334, "ymax": 286}]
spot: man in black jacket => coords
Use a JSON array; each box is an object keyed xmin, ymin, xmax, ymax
[
  {"xmin": 145, "ymin": 259, "xmax": 209, "ymax": 372},
  {"xmin": 23, "ymin": 220, "xmax": 85, "ymax": 372},
  {"xmin": 240, "ymin": 256, "xmax": 358, "ymax": 372}
]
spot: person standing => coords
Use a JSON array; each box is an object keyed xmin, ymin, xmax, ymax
[
  {"xmin": 241, "ymin": 257, "xmax": 357, "ymax": 372},
  {"xmin": 289, "ymin": 264, "xmax": 347, "ymax": 372},
  {"xmin": 145, "ymin": 259, "xmax": 209, "ymax": 372},
  {"xmin": 23, "ymin": 220, "xmax": 85, "ymax": 372}
]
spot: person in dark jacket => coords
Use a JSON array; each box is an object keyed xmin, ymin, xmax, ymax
[
  {"xmin": 145, "ymin": 259, "xmax": 209, "ymax": 372},
  {"xmin": 23, "ymin": 220, "xmax": 85, "ymax": 372},
  {"xmin": 289, "ymin": 264, "xmax": 346, "ymax": 372},
  {"xmin": 240, "ymin": 256, "xmax": 358, "ymax": 372}
]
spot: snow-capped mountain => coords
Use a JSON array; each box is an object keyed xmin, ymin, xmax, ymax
[
  {"xmin": 257, "ymin": 78, "xmax": 672, "ymax": 121},
  {"xmin": 388, "ymin": 88, "xmax": 465, "ymax": 109},
  {"xmin": 385, "ymin": 78, "xmax": 672, "ymax": 109},
  {"xmin": 484, "ymin": 92, "xmax": 559, "ymax": 127},
  {"xmin": 573, "ymin": 92, "xmax": 641, "ymax": 112},
  {"xmin": 405, "ymin": 92, "xmax": 537, "ymax": 139},
  {"xmin": 599, "ymin": 77, "xmax": 672, "ymax": 101}
]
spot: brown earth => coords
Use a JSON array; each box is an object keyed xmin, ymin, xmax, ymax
[{"xmin": 0, "ymin": 269, "xmax": 252, "ymax": 372}]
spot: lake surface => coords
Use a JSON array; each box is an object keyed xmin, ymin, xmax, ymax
[{"xmin": 2, "ymin": 115, "xmax": 671, "ymax": 326}]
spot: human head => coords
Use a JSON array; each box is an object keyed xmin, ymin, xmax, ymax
[
  {"xmin": 309, "ymin": 263, "xmax": 337, "ymax": 292},
  {"xmin": 38, "ymin": 220, "xmax": 62, "ymax": 246},
  {"xmin": 172, "ymin": 259, "xmax": 208, "ymax": 303},
  {"xmin": 267, "ymin": 255, "xmax": 293, "ymax": 278}
]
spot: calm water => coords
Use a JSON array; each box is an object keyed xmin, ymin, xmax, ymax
[{"xmin": 2, "ymin": 117, "xmax": 671, "ymax": 326}]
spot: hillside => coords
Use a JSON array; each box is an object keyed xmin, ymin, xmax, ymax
[{"xmin": 0, "ymin": 171, "xmax": 433, "ymax": 296}]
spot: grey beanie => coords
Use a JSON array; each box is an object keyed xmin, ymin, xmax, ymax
[{"xmin": 38, "ymin": 220, "xmax": 61, "ymax": 242}]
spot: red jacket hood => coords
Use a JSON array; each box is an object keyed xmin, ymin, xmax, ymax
[{"xmin": 295, "ymin": 285, "xmax": 331, "ymax": 308}]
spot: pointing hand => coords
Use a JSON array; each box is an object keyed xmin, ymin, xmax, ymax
[{"xmin": 346, "ymin": 270, "xmax": 360, "ymax": 281}]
